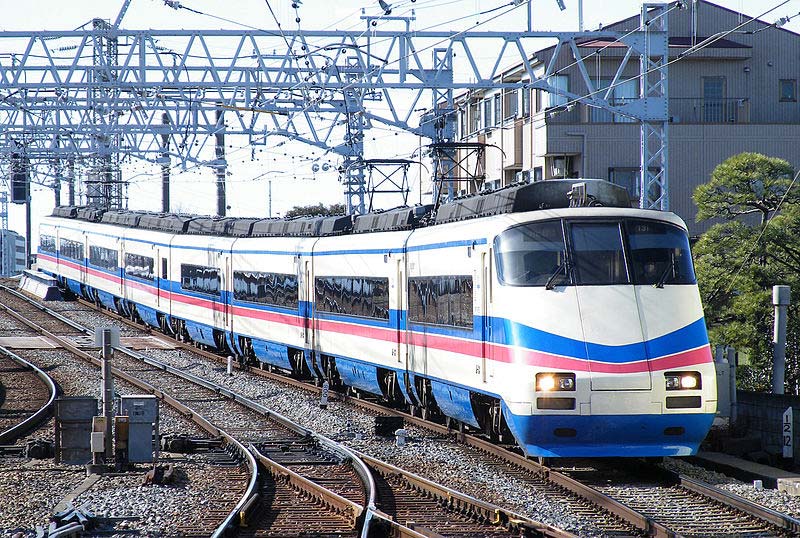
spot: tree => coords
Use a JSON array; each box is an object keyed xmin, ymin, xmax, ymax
[
  {"xmin": 693, "ymin": 152, "xmax": 797, "ymax": 225},
  {"xmin": 693, "ymin": 153, "xmax": 800, "ymax": 392},
  {"xmin": 283, "ymin": 203, "xmax": 346, "ymax": 218}
]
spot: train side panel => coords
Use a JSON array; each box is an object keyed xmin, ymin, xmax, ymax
[
  {"xmin": 310, "ymin": 231, "xmax": 410, "ymax": 396},
  {"xmin": 228, "ymin": 236, "xmax": 311, "ymax": 370}
]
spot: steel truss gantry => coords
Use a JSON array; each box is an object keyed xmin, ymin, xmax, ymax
[{"xmin": 0, "ymin": 1, "xmax": 671, "ymax": 213}]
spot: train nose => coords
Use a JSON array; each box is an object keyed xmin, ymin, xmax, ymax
[{"xmin": 577, "ymin": 286, "xmax": 652, "ymax": 391}]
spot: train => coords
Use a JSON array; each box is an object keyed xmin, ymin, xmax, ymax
[{"xmin": 36, "ymin": 178, "xmax": 717, "ymax": 458}]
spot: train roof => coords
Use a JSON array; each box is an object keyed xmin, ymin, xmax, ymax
[{"xmin": 49, "ymin": 179, "xmax": 632, "ymax": 237}]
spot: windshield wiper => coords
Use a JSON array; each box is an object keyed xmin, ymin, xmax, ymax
[
  {"xmin": 545, "ymin": 261, "xmax": 568, "ymax": 290},
  {"xmin": 654, "ymin": 261, "xmax": 675, "ymax": 289}
]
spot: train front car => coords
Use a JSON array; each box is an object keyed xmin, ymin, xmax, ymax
[{"xmin": 493, "ymin": 208, "xmax": 716, "ymax": 458}]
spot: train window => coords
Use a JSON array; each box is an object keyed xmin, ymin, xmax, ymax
[
  {"xmin": 408, "ymin": 275, "xmax": 473, "ymax": 328},
  {"xmin": 181, "ymin": 264, "xmax": 220, "ymax": 295},
  {"xmin": 59, "ymin": 239, "xmax": 84, "ymax": 261},
  {"xmin": 161, "ymin": 258, "xmax": 168, "ymax": 280},
  {"xmin": 125, "ymin": 253, "xmax": 155, "ymax": 281},
  {"xmin": 494, "ymin": 220, "xmax": 568, "ymax": 286},
  {"xmin": 314, "ymin": 276, "xmax": 389, "ymax": 320},
  {"xmin": 569, "ymin": 222, "xmax": 629, "ymax": 285},
  {"xmin": 626, "ymin": 220, "xmax": 696, "ymax": 286},
  {"xmin": 39, "ymin": 235, "xmax": 56, "ymax": 253},
  {"xmin": 233, "ymin": 271, "xmax": 299, "ymax": 309},
  {"xmin": 89, "ymin": 245, "xmax": 119, "ymax": 271}
]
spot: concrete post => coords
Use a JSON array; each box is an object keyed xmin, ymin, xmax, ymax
[
  {"xmin": 773, "ymin": 285, "xmax": 791, "ymax": 395},
  {"xmin": 101, "ymin": 328, "xmax": 114, "ymax": 459},
  {"xmin": 727, "ymin": 346, "xmax": 737, "ymax": 424}
]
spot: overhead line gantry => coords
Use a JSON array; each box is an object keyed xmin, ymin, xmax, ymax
[{"xmin": 0, "ymin": 1, "xmax": 671, "ymax": 217}]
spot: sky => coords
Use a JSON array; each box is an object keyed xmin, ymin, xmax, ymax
[{"xmin": 3, "ymin": 0, "xmax": 800, "ymax": 239}]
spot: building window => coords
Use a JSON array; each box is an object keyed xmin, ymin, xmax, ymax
[
  {"xmin": 125, "ymin": 253, "xmax": 155, "ymax": 281},
  {"xmin": 493, "ymin": 95, "xmax": 501, "ymax": 126},
  {"xmin": 608, "ymin": 167, "xmax": 659, "ymax": 200},
  {"xmin": 521, "ymin": 88, "xmax": 531, "ymax": 117},
  {"xmin": 590, "ymin": 78, "xmax": 638, "ymax": 123},
  {"xmin": 780, "ymin": 79, "xmax": 797, "ymax": 102},
  {"xmin": 503, "ymin": 89, "xmax": 518, "ymax": 120},
  {"xmin": 234, "ymin": 271, "xmax": 298, "ymax": 309},
  {"xmin": 469, "ymin": 101, "xmax": 480, "ymax": 133},
  {"xmin": 408, "ymin": 275, "xmax": 473, "ymax": 328},
  {"xmin": 315, "ymin": 276, "xmax": 389, "ymax": 320},
  {"xmin": 546, "ymin": 75, "xmax": 569, "ymax": 108},
  {"xmin": 482, "ymin": 99, "xmax": 493, "ymax": 129}
]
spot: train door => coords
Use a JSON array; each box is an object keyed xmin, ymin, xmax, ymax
[
  {"xmin": 405, "ymin": 255, "xmax": 426, "ymax": 378},
  {"xmin": 213, "ymin": 250, "xmax": 229, "ymax": 330},
  {"xmin": 480, "ymin": 249, "xmax": 493, "ymax": 383},
  {"xmin": 79, "ymin": 233, "xmax": 88, "ymax": 286},
  {"xmin": 304, "ymin": 259, "xmax": 315, "ymax": 351},
  {"xmin": 114, "ymin": 237, "xmax": 123, "ymax": 297},
  {"xmin": 153, "ymin": 245, "xmax": 161, "ymax": 309},
  {"xmin": 568, "ymin": 221, "xmax": 651, "ymax": 391},
  {"xmin": 395, "ymin": 258, "xmax": 405, "ymax": 365}
]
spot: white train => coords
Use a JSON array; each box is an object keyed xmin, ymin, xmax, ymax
[{"xmin": 37, "ymin": 179, "xmax": 717, "ymax": 457}]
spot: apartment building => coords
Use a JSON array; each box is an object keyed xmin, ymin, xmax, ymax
[
  {"xmin": 454, "ymin": 1, "xmax": 800, "ymax": 234},
  {"xmin": 0, "ymin": 229, "xmax": 25, "ymax": 276}
]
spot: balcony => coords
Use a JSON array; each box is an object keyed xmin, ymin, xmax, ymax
[
  {"xmin": 669, "ymin": 98, "xmax": 750, "ymax": 124},
  {"xmin": 576, "ymin": 97, "xmax": 750, "ymax": 125}
]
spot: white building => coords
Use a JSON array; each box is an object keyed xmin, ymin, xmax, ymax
[{"xmin": 0, "ymin": 229, "xmax": 26, "ymax": 276}]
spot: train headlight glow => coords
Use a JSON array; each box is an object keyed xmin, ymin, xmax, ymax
[
  {"xmin": 537, "ymin": 375, "xmax": 556, "ymax": 391},
  {"xmin": 536, "ymin": 372, "xmax": 576, "ymax": 392},
  {"xmin": 665, "ymin": 371, "xmax": 701, "ymax": 391},
  {"xmin": 680, "ymin": 375, "xmax": 698, "ymax": 389}
]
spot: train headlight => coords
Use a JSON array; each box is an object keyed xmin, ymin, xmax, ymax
[
  {"xmin": 664, "ymin": 371, "xmax": 701, "ymax": 391},
  {"xmin": 536, "ymin": 372, "xmax": 576, "ymax": 392},
  {"xmin": 537, "ymin": 374, "xmax": 556, "ymax": 391},
  {"xmin": 680, "ymin": 375, "xmax": 698, "ymax": 389}
]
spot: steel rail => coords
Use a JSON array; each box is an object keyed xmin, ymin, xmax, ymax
[
  {"xmin": 70, "ymin": 290, "xmax": 666, "ymax": 536},
  {"xmin": 359, "ymin": 452, "xmax": 578, "ymax": 538},
  {"xmin": 0, "ymin": 287, "xmax": 259, "ymax": 537},
  {"xmin": 0, "ymin": 345, "xmax": 59, "ymax": 444},
  {"xmin": 678, "ymin": 474, "xmax": 800, "ymax": 534}
]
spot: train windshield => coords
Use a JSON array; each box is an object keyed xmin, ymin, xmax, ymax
[{"xmin": 494, "ymin": 218, "xmax": 696, "ymax": 287}]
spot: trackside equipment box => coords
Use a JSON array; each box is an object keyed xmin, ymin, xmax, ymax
[{"xmin": 119, "ymin": 395, "xmax": 159, "ymax": 463}]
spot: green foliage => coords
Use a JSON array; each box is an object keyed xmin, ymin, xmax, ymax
[
  {"xmin": 693, "ymin": 152, "xmax": 800, "ymax": 393},
  {"xmin": 693, "ymin": 152, "xmax": 796, "ymax": 225},
  {"xmin": 283, "ymin": 203, "xmax": 346, "ymax": 218}
]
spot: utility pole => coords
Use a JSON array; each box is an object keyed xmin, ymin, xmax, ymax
[
  {"xmin": 161, "ymin": 113, "xmax": 171, "ymax": 213},
  {"xmin": 215, "ymin": 106, "xmax": 227, "ymax": 217}
]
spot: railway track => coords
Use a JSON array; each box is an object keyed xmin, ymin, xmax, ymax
[
  {"xmin": 556, "ymin": 459, "xmax": 800, "ymax": 537},
  {"xmin": 9, "ymin": 282, "xmax": 800, "ymax": 536},
  {"xmin": 2, "ymin": 283, "xmax": 573, "ymax": 537},
  {"xmin": 0, "ymin": 348, "xmax": 57, "ymax": 444}
]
